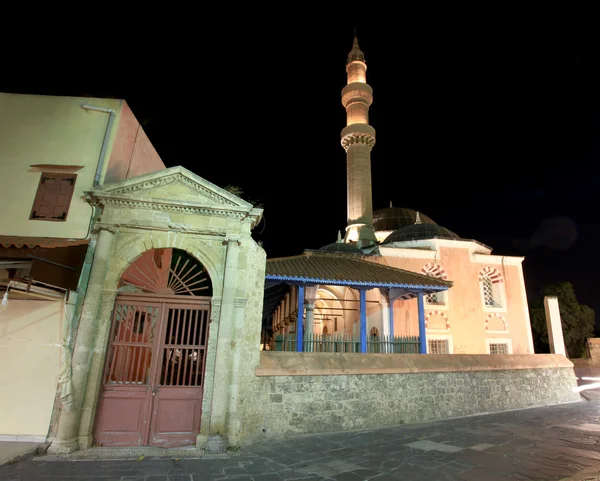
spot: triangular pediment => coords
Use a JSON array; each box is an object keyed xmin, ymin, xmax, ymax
[{"xmin": 92, "ymin": 166, "xmax": 253, "ymax": 209}]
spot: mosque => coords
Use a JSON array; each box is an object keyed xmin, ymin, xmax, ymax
[{"xmin": 263, "ymin": 36, "xmax": 535, "ymax": 356}]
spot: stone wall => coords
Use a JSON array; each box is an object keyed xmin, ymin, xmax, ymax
[
  {"xmin": 246, "ymin": 353, "xmax": 580, "ymax": 442},
  {"xmin": 587, "ymin": 338, "xmax": 600, "ymax": 363}
]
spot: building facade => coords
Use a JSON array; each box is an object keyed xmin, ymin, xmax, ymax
[
  {"xmin": 0, "ymin": 93, "xmax": 165, "ymax": 441},
  {"xmin": 265, "ymin": 35, "xmax": 534, "ymax": 357}
]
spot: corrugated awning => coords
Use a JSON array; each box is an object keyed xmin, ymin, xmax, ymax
[
  {"xmin": 266, "ymin": 251, "xmax": 453, "ymax": 291},
  {"xmin": 0, "ymin": 236, "xmax": 89, "ymax": 249}
]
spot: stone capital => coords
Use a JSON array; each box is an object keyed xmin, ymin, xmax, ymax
[
  {"xmin": 223, "ymin": 235, "xmax": 241, "ymax": 246},
  {"xmin": 92, "ymin": 222, "xmax": 118, "ymax": 235}
]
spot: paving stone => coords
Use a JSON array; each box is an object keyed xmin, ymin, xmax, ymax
[{"xmin": 6, "ymin": 403, "xmax": 600, "ymax": 480}]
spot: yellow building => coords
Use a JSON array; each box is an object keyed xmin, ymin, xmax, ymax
[{"xmin": 0, "ymin": 92, "xmax": 165, "ymax": 441}]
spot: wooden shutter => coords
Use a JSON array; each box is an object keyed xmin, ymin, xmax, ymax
[{"xmin": 30, "ymin": 173, "xmax": 77, "ymax": 221}]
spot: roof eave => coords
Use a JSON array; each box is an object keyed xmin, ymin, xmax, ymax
[{"xmin": 264, "ymin": 274, "xmax": 450, "ymax": 292}]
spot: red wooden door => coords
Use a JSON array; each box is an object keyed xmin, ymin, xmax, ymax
[
  {"xmin": 149, "ymin": 300, "xmax": 210, "ymax": 447},
  {"xmin": 94, "ymin": 295, "xmax": 210, "ymax": 447}
]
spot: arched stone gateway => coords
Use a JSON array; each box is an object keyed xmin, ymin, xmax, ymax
[
  {"xmin": 94, "ymin": 248, "xmax": 214, "ymax": 447},
  {"xmin": 47, "ymin": 166, "xmax": 266, "ymax": 454}
]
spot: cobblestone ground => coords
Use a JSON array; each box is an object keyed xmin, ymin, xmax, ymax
[{"xmin": 3, "ymin": 400, "xmax": 600, "ymax": 480}]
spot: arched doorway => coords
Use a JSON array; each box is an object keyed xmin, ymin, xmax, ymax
[{"xmin": 94, "ymin": 248, "xmax": 213, "ymax": 448}]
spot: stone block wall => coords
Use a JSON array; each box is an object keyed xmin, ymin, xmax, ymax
[
  {"xmin": 245, "ymin": 353, "xmax": 580, "ymax": 442},
  {"xmin": 587, "ymin": 338, "xmax": 600, "ymax": 363}
]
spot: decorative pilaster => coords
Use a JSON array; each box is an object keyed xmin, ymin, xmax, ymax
[
  {"xmin": 206, "ymin": 235, "xmax": 241, "ymax": 453},
  {"xmin": 48, "ymin": 224, "xmax": 116, "ymax": 455}
]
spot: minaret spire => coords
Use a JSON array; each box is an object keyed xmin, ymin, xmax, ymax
[{"xmin": 341, "ymin": 31, "xmax": 377, "ymax": 248}]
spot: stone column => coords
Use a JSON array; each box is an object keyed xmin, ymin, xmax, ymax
[
  {"xmin": 205, "ymin": 235, "xmax": 240, "ymax": 453},
  {"xmin": 77, "ymin": 289, "xmax": 117, "ymax": 447},
  {"xmin": 305, "ymin": 303, "xmax": 315, "ymax": 339},
  {"xmin": 544, "ymin": 296, "xmax": 567, "ymax": 357},
  {"xmin": 304, "ymin": 286, "xmax": 318, "ymax": 352},
  {"xmin": 48, "ymin": 225, "xmax": 116, "ymax": 454}
]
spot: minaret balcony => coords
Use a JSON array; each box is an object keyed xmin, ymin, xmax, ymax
[{"xmin": 341, "ymin": 83, "xmax": 373, "ymax": 108}]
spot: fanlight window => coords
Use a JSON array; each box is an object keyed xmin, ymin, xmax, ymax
[{"xmin": 119, "ymin": 248, "xmax": 212, "ymax": 296}]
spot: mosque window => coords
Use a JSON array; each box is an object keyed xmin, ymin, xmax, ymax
[
  {"xmin": 486, "ymin": 339, "xmax": 512, "ymax": 354},
  {"xmin": 421, "ymin": 263, "xmax": 448, "ymax": 306},
  {"xmin": 479, "ymin": 267, "xmax": 505, "ymax": 310},
  {"xmin": 427, "ymin": 335, "xmax": 452, "ymax": 354},
  {"xmin": 482, "ymin": 277, "xmax": 495, "ymax": 306}
]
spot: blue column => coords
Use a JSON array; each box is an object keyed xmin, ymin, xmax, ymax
[
  {"xmin": 296, "ymin": 285, "xmax": 305, "ymax": 353},
  {"xmin": 388, "ymin": 295, "xmax": 395, "ymax": 338},
  {"xmin": 360, "ymin": 289, "xmax": 367, "ymax": 353},
  {"xmin": 417, "ymin": 292, "xmax": 427, "ymax": 354}
]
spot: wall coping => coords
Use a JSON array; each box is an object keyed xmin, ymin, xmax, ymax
[{"xmin": 255, "ymin": 352, "xmax": 574, "ymax": 377}]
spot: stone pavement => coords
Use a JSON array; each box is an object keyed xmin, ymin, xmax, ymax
[
  {"xmin": 4, "ymin": 400, "xmax": 600, "ymax": 480},
  {"xmin": 0, "ymin": 442, "xmax": 41, "ymax": 468}
]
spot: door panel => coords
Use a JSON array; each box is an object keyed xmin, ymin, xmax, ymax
[
  {"xmin": 94, "ymin": 296, "xmax": 211, "ymax": 448},
  {"xmin": 149, "ymin": 305, "xmax": 209, "ymax": 447},
  {"xmin": 149, "ymin": 387, "xmax": 203, "ymax": 447},
  {"xmin": 94, "ymin": 387, "xmax": 152, "ymax": 446},
  {"xmin": 94, "ymin": 301, "xmax": 161, "ymax": 447}
]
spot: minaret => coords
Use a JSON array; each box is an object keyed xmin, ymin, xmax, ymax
[{"xmin": 341, "ymin": 33, "xmax": 377, "ymax": 248}]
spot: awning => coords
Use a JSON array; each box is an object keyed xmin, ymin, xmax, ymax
[
  {"xmin": 266, "ymin": 251, "xmax": 452, "ymax": 291},
  {"xmin": 0, "ymin": 236, "xmax": 89, "ymax": 249}
]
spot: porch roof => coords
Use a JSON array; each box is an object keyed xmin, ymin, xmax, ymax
[{"xmin": 265, "ymin": 251, "xmax": 452, "ymax": 292}]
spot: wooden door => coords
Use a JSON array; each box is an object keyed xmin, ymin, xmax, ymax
[
  {"xmin": 94, "ymin": 295, "xmax": 210, "ymax": 447},
  {"xmin": 148, "ymin": 301, "xmax": 210, "ymax": 447}
]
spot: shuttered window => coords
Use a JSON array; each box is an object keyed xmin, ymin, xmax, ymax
[{"xmin": 30, "ymin": 173, "xmax": 77, "ymax": 221}]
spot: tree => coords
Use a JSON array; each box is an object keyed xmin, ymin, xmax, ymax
[
  {"xmin": 529, "ymin": 282, "xmax": 595, "ymax": 358},
  {"xmin": 223, "ymin": 185, "xmax": 263, "ymax": 208}
]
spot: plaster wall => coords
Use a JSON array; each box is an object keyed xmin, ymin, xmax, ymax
[
  {"xmin": 104, "ymin": 101, "xmax": 165, "ymax": 183},
  {"xmin": 0, "ymin": 93, "xmax": 165, "ymax": 239},
  {"xmin": 0, "ymin": 93, "xmax": 121, "ymax": 238},
  {"xmin": 0, "ymin": 298, "xmax": 73, "ymax": 437},
  {"xmin": 379, "ymin": 246, "xmax": 532, "ymax": 354}
]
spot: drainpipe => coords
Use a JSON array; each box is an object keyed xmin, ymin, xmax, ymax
[{"xmin": 81, "ymin": 104, "xmax": 116, "ymax": 186}]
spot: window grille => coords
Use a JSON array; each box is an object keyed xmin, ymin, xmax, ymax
[
  {"xmin": 482, "ymin": 277, "xmax": 496, "ymax": 307},
  {"xmin": 426, "ymin": 292, "xmax": 439, "ymax": 304},
  {"xmin": 428, "ymin": 339, "xmax": 449, "ymax": 354},
  {"xmin": 489, "ymin": 342, "xmax": 509, "ymax": 355}
]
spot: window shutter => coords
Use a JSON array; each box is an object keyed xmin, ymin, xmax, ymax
[{"xmin": 30, "ymin": 173, "xmax": 77, "ymax": 221}]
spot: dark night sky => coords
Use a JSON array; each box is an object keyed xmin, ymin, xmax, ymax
[{"xmin": 2, "ymin": 16, "xmax": 599, "ymax": 326}]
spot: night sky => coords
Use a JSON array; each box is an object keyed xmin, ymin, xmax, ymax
[{"xmin": 2, "ymin": 19, "xmax": 599, "ymax": 327}]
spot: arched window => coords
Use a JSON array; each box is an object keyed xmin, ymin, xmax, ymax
[
  {"xmin": 479, "ymin": 267, "xmax": 504, "ymax": 309},
  {"xmin": 421, "ymin": 263, "xmax": 448, "ymax": 306}
]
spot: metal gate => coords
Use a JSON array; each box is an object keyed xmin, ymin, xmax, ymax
[{"xmin": 94, "ymin": 294, "xmax": 210, "ymax": 447}]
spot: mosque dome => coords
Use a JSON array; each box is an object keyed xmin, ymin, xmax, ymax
[
  {"xmin": 318, "ymin": 242, "xmax": 362, "ymax": 254},
  {"xmin": 373, "ymin": 207, "xmax": 436, "ymax": 232},
  {"xmin": 383, "ymin": 223, "xmax": 460, "ymax": 244}
]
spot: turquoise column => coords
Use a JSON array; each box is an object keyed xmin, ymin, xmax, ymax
[
  {"xmin": 417, "ymin": 292, "xmax": 427, "ymax": 354},
  {"xmin": 296, "ymin": 285, "xmax": 305, "ymax": 352},
  {"xmin": 389, "ymin": 295, "xmax": 395, "ymax": 338},
  {"xmin": 360, "ymin": 289, "xmax": 367, "ymax": 353}
]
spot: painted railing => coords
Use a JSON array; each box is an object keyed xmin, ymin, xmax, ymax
[{"xmin": 274, "ymin": 334, "xmax": 420, "ymax": 354}]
